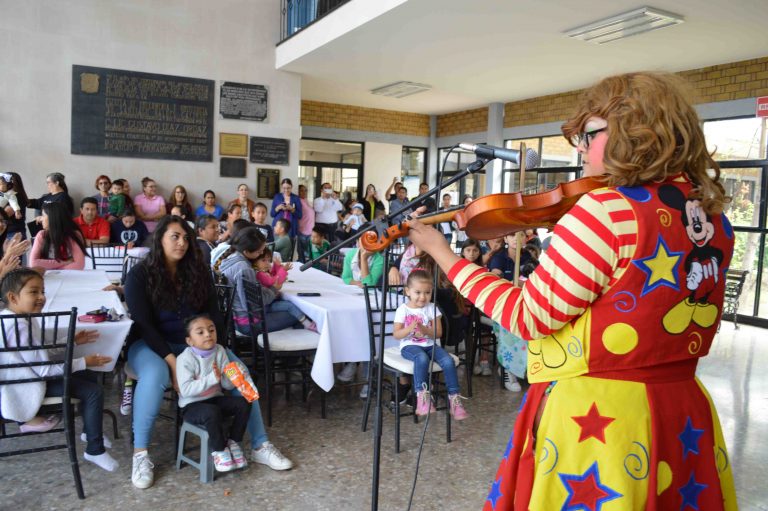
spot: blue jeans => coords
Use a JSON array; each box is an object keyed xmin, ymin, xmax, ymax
[
  {"xmin": 127, "ymin": 340, "xmax": 269, "ymax": 450},
  {"xmin": 46, "ymin": 371, "xmax": 105, "ymax": 455},
  {"xmin": 269, "ymin": 299, "xmax": 305, "ymax": 323},
  {"xmin": 296, "ymin": 234, "xmax": 311, "ymax": 263},
  {"xmin": 400, "ymin": 344, "xmax": 459, "ymax": 395},
  {"xmin": 234, "ymin": 309, "xmax": 301, "ymax": 338}
]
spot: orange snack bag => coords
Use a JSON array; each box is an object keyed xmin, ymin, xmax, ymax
[{"xmin": 223, "ymin": 361, "xmax": 259, "ymax": 402}]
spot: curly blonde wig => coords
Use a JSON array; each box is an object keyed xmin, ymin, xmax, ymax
[{"xmin": 562, "ymin": 72, "xmax": 729, "ymax": 215}]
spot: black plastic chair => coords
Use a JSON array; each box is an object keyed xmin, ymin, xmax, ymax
[
  {"xmin": 242, "ymin": 279, "xmax": 325, "ymax": 427},
  {"xmin": 88, "ymin": 243, "xmax": 127, "ymax": 279},
  {"xmin": 214, "ymin": 283, "xmax": 236, "ymax": 349},
  {"xmin": 722, "ymin": 269, "xmax": 749, "ymax": 330},
  {"xmin": 325, "ymin": 252, "xmax": 345, "ymax": 277},
  {"xmin": 120, "ymin": 255, "xmax": 143, "ymax": 285},
  {"xmin": 0, "ymin": 309, "xmax": 84, "ymax": 499},
  {"xmin": 361, "ymin": 285, "xmax": 457, "ymax": 453}
]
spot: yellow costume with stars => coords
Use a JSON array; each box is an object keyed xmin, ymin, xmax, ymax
[{"xmin": 448, "ymin": 176, "xmax": 737, "ymax": 510}]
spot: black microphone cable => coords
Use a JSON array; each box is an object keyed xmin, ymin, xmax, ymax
[{"xmin": 406, "ymin": 144, "xmax": 460, "ymax": 511}]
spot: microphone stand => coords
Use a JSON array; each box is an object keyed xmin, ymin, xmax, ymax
[
  {"xmin": 298, "ymin": 156, "xmax": 491, "ymax": 511},
  {"xmin": 299, "ymin": 156, "xmax": 491, "ymax": 273}
]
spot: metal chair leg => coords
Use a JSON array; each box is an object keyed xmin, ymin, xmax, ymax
[{"xmin": 64, "ymin": 401, "xmax": 85, "ymax": 499}]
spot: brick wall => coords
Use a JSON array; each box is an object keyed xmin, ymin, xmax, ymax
[
  {"xmin": 434, "ymin": 107, "xmax": 488, "ymax": 138},
  {"xmin": 301, "ymin": 57, "xmax": 768, "ymax": 138},
  {"xmin": 678, "ymin": 57, "xmax": 768, "ymax": 103},
  {"xmin": 301, "ymin": 100, "xmax": 430, "ymax": 136},
  {"xmin": 445, "ymin": 56, "xmax": 768, "ymax": 133}
]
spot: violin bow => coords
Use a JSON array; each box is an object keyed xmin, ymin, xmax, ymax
[{"xmin": 513, "ymin": 142, "xmax": 527, "ymax": 287}]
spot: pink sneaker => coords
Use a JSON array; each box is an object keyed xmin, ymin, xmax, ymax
[
  {"xmin": 415, "ymin": 390, "xmax": 436, "ymax": 416},
  {"xmin": 212, "ymin": 448, "xmax": 235, "ymax": 472},
  {"xmin": 449, "ymin": 394, "xmax": 469, "ymax": 421},
  {"xmin": 228, "ymin": 439, "xmax": 247, "ymax": 469}
]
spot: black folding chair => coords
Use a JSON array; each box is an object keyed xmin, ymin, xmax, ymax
[
  {"xmin": 361, "ymin": 285, "xmax": 457, "ymax": 453},
  {"xmin": 242, "ymin": 280, "xmax": 325, "ymax": 427},
  {"xmin": 0, "ymin": 309, "xmax": 84, "ymax": 499}
]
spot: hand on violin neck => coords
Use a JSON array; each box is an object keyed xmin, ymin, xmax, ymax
[{"xmin": 406, "ymin": 213, "xmax": 460, "ymax": 274}]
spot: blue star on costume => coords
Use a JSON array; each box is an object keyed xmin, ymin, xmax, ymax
[
  {"xmin": 678, "ymin": 472, "xmax": 707, "ymax": 510},
  {"xmin": 558, "ymin": 461, "xmax": 622, "ymax": 511},
  {"xmin": 632, "ymin": 235, "xmax": 684, "ymax": 297},
  {"xmin": 678, "ymin": 417, "xmax": 704, "ymax": 460},
  {"xmin": 487, "ymin": 476, "xmax": 503, "ymax": 509},
  {"xmin": 503, "ymin": 434, "xmax": 514, "ymax": 461},
  {"xmin": 618, "ymin": 186, "xmax": 652, "ymax": 202}
]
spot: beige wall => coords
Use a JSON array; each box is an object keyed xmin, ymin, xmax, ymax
[
  {"xmin": 363, "ymin": 142, "xmax": 402, "ymax": 203},
  {"xmin": 0, "ymin": 0, "xmax": 301, "ymax": 216}
]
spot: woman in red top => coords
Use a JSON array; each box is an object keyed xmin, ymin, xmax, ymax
[{"xmin": 408, "ymin": 72, "xmax": 737, "ymax": 510}]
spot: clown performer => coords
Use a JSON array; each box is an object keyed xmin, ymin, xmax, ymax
[{"xmin": 407, "ymin": 72, "xmax": 737, "ymax": 510}]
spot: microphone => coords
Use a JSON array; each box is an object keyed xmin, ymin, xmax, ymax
[{"xmin": 459, "ymin": 143, "xmax": 541, "ymax": 168}]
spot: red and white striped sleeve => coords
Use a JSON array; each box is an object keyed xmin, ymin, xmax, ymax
[{"xmin": 446, "ymin": 189, "xmax": 637, "ymax": 340}]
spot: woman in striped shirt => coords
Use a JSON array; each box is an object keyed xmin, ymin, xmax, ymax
[{"xmin": 408, "ymin": 72, "xmax": 737, "ymax": 511}]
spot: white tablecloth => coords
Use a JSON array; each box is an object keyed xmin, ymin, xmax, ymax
[
  {"xmin": 282, "ymin": 267, "xmax": 371, "ymax": 391},
  {"xmin": 43, "ymin": 270, "xmax": 132, "ymax": 372}
]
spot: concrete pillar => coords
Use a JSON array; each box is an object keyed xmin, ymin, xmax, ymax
[
  {"xmin": 486, "ymin": 102, "xmax": 504, "ymax": 194},
  {"xmin": 427, "ymin": 114, "xmax": 438, "ymax": 185}
]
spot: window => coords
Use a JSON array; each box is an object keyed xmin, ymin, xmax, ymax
[
  {"xmin": 503, "ymin": 136, "xmax": 581, "ymax": 193},
  {"xmin": 703, "ymin": 117, "xmax": 768, "ymax": 322},
  {"xmin": 299, "ymin": 138, "xmax": 363, "ymax": 202},
  {"xmin": 401, "ymin": 147, "xmax": 426, "ymax": 199},
  {"xmin": 436, "ymin": 146, "xmax": 486, "ymax": 201}
]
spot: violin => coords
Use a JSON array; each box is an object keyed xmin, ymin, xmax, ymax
[{"xmin": 360, "ymin": 176, "xmax": 604, "ymax": 252}]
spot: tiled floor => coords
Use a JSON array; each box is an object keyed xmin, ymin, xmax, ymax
[{"xmin": 2, "ymin": 321, "xmax": 766, "ymax": 510}]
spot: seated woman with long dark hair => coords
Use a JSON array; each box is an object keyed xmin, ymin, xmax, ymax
[
  {"xmin": 124, "ymin": 216, "xmax": 292, "ymax": 490},
  {"xmin": 28, "ymin": 202, "xmax": 86, "ymax": 270}
]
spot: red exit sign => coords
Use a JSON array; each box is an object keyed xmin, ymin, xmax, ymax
[{"xmin": 758, "ymin": 96, "xmax": 768, "ymax": 118}]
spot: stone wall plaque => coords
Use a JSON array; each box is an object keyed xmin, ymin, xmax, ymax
[
  {"xmin": 219, "ymin": 82, "xmax": 268, "ymax": 122},
  {"xmin": 249, "ymin": 136, "xmax": 289, "ymax": 165},
  {"xmin": 220, "ymin": 158, "xmax": 247, "ymax": 178},
  {"xmin": 71, "ymin": 65, "xmax": 214, "ymax": 162},
  {"xmin": 257, "ymin": 168, "xmax": 280, "ymax": 198}
]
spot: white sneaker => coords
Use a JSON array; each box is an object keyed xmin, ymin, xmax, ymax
[
  {"xmin": 503, "ymin": 371, "xmax": 522, "ymax": 392},
  {"xmin": 131, "ymin": 451, "xmax": 154, "ymax": 489},
  {"xmin": 480, "ymin": 361, "xmax": 492, "ymax": 376},
  {"xmin": 472, "ymin": 364, "xmax": 482, "ymax": 376},
  {"xmin": 359, "ymin": 384, "xmax": 369, "ymax": 399},
  {"xmin": 336, "ymin": 362, "xmax": 357, "ymax": 383},
  {"xmin": 251, "ymin": 441, "xmax": 293, "ymax": 471}
]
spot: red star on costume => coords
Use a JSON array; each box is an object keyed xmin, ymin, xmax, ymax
[{"xmin": 571, "ymin": 403, "xmax": 615, "ymax": 443}]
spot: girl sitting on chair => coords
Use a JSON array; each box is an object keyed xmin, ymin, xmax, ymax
[{"xmin": 0, "ymin": 268, "xmax": 117, "ymax": 471}]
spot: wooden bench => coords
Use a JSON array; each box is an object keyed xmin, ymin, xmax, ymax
[{"xmin": 722, "ymin": 269, "xmax": 749, "ymax": 329}]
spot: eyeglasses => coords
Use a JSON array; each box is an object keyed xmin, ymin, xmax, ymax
[{"xmin": 572, "ymin": 127, "xmax": 607, "ymax": 149}]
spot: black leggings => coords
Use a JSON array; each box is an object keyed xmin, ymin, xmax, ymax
[{"xmin": 182, "ymin": 395, "xmax": 251, "ymax": 452}]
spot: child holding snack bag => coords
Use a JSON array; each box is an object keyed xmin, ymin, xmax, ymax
[{"xmin": 176, "ymin": 314, "xmax": 253, "ymax": 473}]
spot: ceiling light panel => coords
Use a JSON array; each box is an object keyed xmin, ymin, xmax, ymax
[
  {"xmin": 370, "ymin": 81, "xmax": 432, "ymax": 98},
  {"xmin": 565, "ymin": 6, "xmax": 684, "ymax": 44}
]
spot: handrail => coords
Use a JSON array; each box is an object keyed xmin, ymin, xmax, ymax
[{"xmin": 279, "ymin": 0, "xmax": 352, "ymax": 42}]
